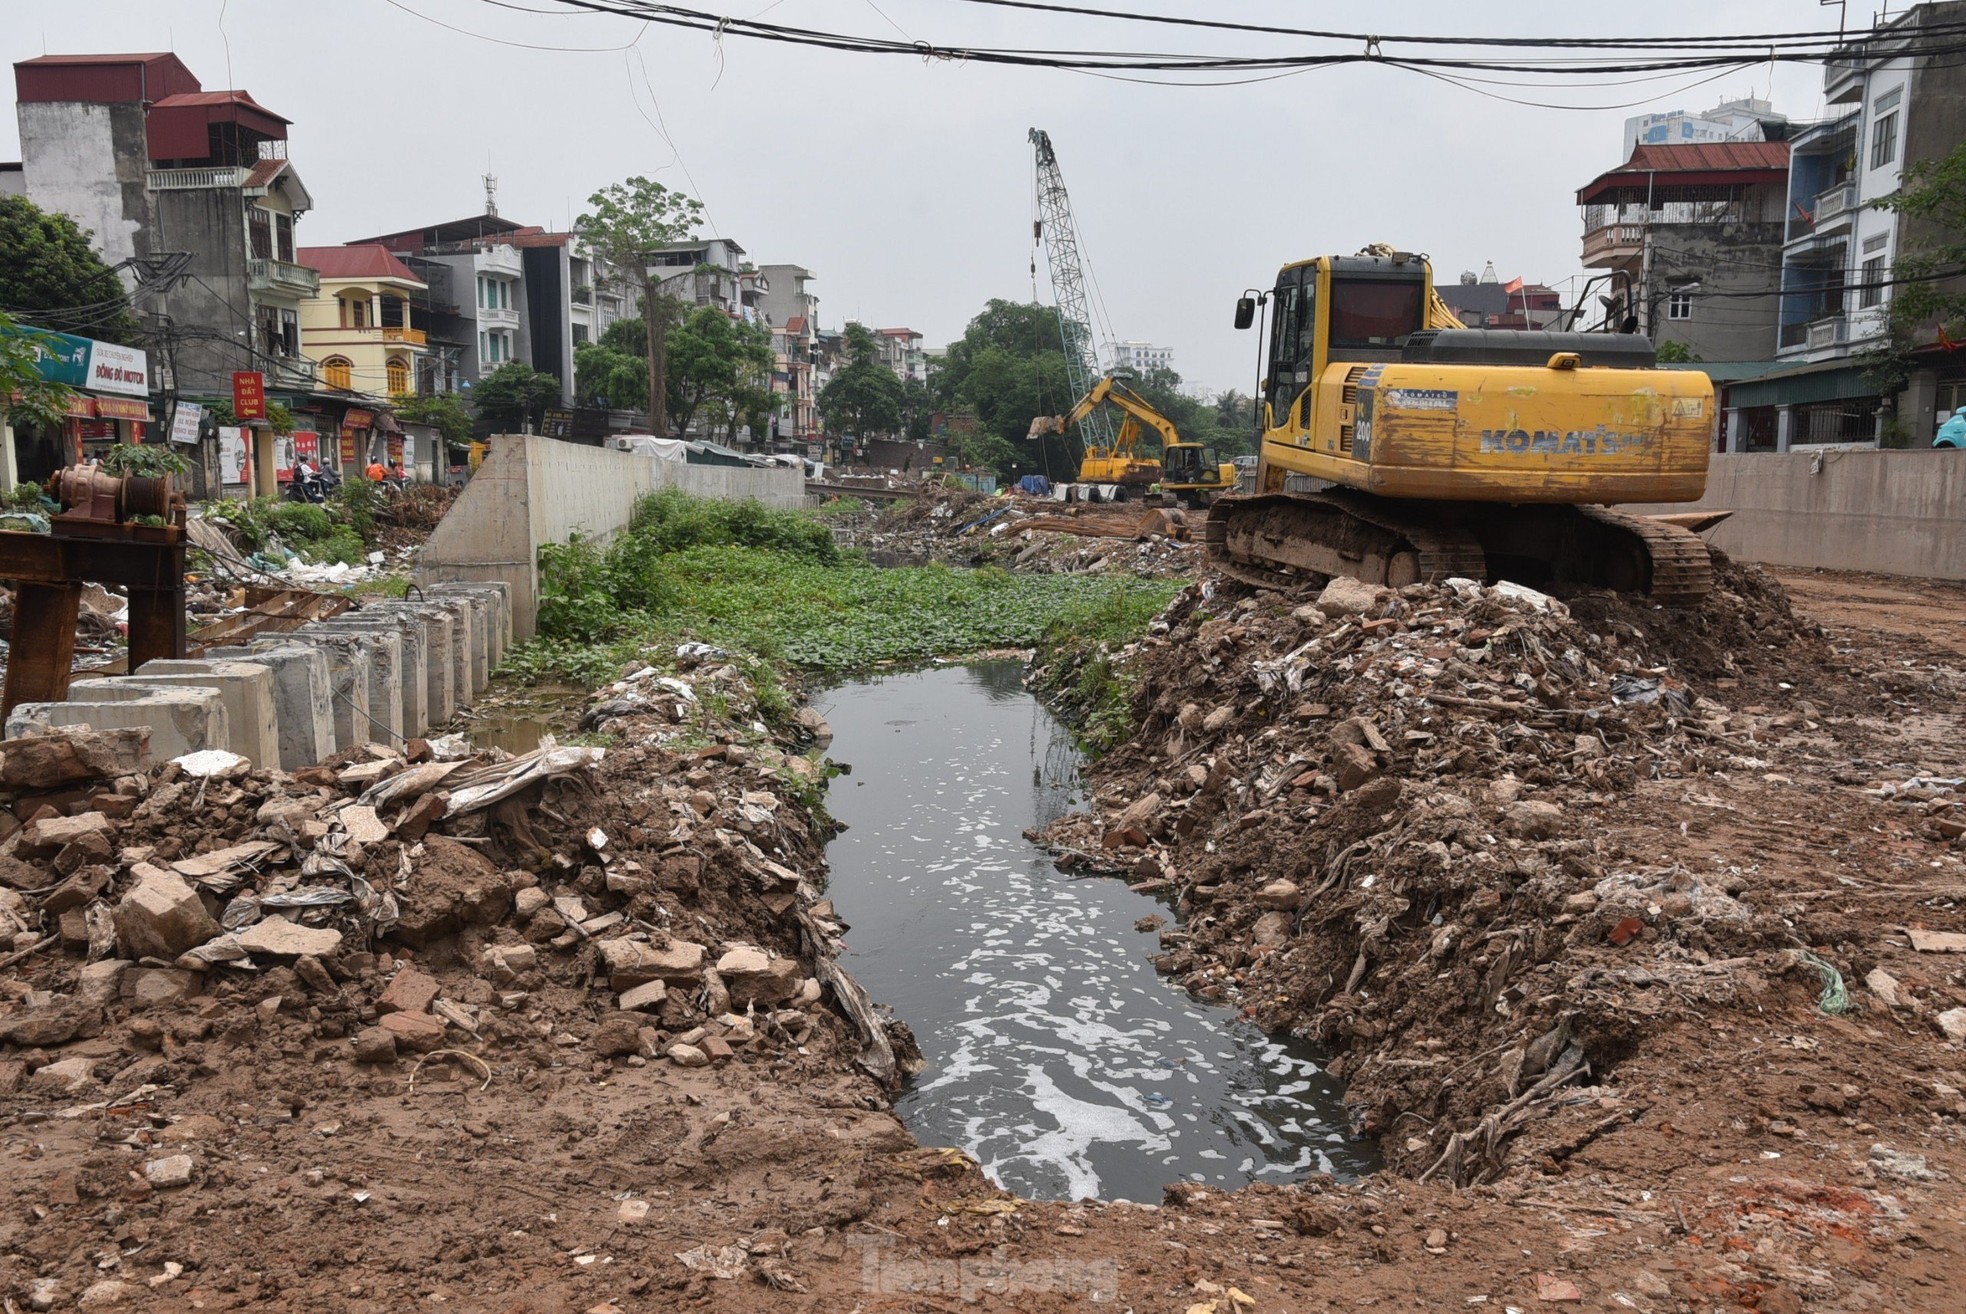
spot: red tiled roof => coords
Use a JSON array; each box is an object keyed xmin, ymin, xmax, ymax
[
  {"xmin": 785, "ymin": 316, "xmax": 807, "ymax": 333},
  {"xmin": 878, "ymin": 327, "xmax": 918, "ymax": 337},
  {"xmin": 299, "ymin": 244, "xmax": 425, "ymax": 285},
  {"xmin": 244, "ymin": 159, "xmax": 286, "ymax": 188}
]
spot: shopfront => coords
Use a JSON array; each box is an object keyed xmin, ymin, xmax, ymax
[{"xmin": 2, "ymin": 329, "xmax": 152, "ymax": 489}]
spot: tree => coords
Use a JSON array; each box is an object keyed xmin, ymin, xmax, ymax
[
  {"xmin": 394, "ymin": 392, "xmax": 475, "ymax": 448},
  {"xmin": 1865, "ymin": 138, "xmax": 1966, "ymax": 398},
  {"xmin": 0, "ymin": 196, "xmax": 140, "ymax": 345},
  {"xmin": 665, "ymin": 307, "xmax": 775, "ymax": 440},
  {"xmin": 817, "ymin": 324, "xmax": 905, "ymax": 440},
  {"xmin": 574, "ymin": 339, "xmax": 648, "ymax": 412},
  {"xmin": 473, "ymin": 363, "xmax": 561, "ymax": 433},
  {"xmin": 575, "ymin": 178, "xmax": 705, "ymax": 438},
  {"xmin": 0, "ymin": 311, "xmax": 82, "ymax": 433}
]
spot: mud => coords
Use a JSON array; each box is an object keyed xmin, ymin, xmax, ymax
[{"xmin": 1, "ymin": 560, "xmax": 1963, "ymax": 1312}]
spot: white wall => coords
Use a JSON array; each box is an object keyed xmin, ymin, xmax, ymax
[
  {"xmin": 1634, "ymin": 449, "xmax": 1966, "ymax": 581},
  {"xmin": 415, "ymin": 434, "xmax": 807, "ymax": 638}
]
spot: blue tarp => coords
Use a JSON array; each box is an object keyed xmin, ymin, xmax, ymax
[{"xmin": 1017, "ymin": 475, "xmax": 1052, "ymax": 496}]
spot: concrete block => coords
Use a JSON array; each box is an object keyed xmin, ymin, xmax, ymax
[
  {"xmin": 447, "ymin": 592, "xmax": 491, "ymax": 691},
  {"xmin": 275, "ymin": 630, "xmax": 398, "ymax": 750},
  {"xmin": 433, "ymin": 582, "xmax": 511, "ymax": 665},
  {"xmin": 131, "ymin": 660, "xmax": 281, "ymax": 770},
  {"xmin": 428, "ymin": 598, "xmax": 478, "ymax": 701},
  {"xmin": 203, "ymin": 645, "xmax": 333, "ymax": 770},
  {"xmin": 20, "ymin": 682, "xmax": 229, "ymax": 760},
  {"xmin": 363, "ymin": 604, "xmax": 454, "ymax": 725},
  {"xmin": 255, "ymin": 636, "xmax": 368, "ymax": 754},
  {"xmin": 312, "ymin": 615, "xmax": 425, "ymax": 738}
]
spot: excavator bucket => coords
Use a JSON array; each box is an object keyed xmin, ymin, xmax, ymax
[{"xmin": 1027, "ymin": 415, "xmax": 1065, "ymax": 441}]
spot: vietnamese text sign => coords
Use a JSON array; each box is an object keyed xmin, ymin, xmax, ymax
[
  {"xmin": 232, "ymin": 371, "xmax": 266, "ymax": 421},
  {"xmin": 170, "ymin": 401, "xmax": 204, "ymax": 445}
]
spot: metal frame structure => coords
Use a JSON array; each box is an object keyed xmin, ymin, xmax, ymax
[{"xmin": 1029, "ymin": 128, "xmax": 1114, "ymax": 452}]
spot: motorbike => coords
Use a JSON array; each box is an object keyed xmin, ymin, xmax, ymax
[{"xmin": 284, "ymin": 466, "xmax": 341, "ymax": 504}]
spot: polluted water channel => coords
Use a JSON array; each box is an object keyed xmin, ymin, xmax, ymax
[{"xmin": 819, "ymin": 660, "xmax": 1378, "ymax": 1202}]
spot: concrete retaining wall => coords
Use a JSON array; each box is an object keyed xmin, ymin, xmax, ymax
[
  {"xmin": 1632, "ymin": 449, "xmax": 1966, "ymax": 581},
  {"xmin": 413, "ymin": 433, "xmax": 806, "ymax": 639}
]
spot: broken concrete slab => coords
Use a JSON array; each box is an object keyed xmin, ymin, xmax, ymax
[
  {"xmin": 235, "ymin": 915, "xmax": 342, "ymax": 959},
  {"xmin": 597, "ymin": 938, "xmax": 706, "ymax": 989},
  {"xmin": 114, "ymin": 867, "xmax": 221, "ymax": 960},
  {"xmin": 12, "ymin": 683, "xmax": 228, "ymax": 762},
  {"xmin": 129, "ymin": 661, "xmax": 281, "ymax": 771},
  {"xmin": 0, "ymin": 726, "xmax": 150, "ymax": 789}
]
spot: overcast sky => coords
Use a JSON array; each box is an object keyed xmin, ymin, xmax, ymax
[{"xmin": 3, "ymin": 0, "xmax": 1852, "ymax": 392}]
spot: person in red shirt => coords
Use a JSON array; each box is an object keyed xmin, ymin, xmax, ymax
[{"xmin": 365, "ymin": 459, "xmax": 386, "ymax": 482}]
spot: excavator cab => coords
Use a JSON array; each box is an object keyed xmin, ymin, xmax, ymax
[{"xmin": 1258, "ymin": 254, "xmax": 1431, "ymax": 436}]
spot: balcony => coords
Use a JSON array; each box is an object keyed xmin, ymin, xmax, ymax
[
  {"xmin": 1808, "ymin": 317, "xmax": 1850, "ymax": 352},
  {"xmin": 1814, "ymin": 182, "xmax": 1859, "ymax": 230},
  {"xmin": 477, "ymin": 305, "xmax": 519, "ymax": 329},
  {"xmin": 248, "ymin": 257, "xmax": 320, "ymax": 298},
  {"xmin": 381, "ymin": 326, "xmax": 426, "ymax": 346},
  {"xmin": 269, "ymin": 356, "xmax": 317, "ymax": 390},
  {"xmin": 1581, "ymin": 223, "xmax": 1645, "ymax": 267},
  {"xmin": 146, "ymin": 166, "xmax": 250, "ymax": 191},
  {"xmin": 328, "ymin": 324, "xmax": 430, "ymax": 347}
]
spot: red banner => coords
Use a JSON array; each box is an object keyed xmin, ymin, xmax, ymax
[
  {"xmin": 339, "ymin": 429, "xmax": 358, "ymax": 464},
  {"xmin": 295, "ymin": 430, "xmax": 320, "ymax": 462},
  {"xmin": 232, "ymin": 371, "xmax": 266, "ymax": 421},
  {"xmin": 95, "ymin": 397, "xmax": 150, "ymax": 421}
]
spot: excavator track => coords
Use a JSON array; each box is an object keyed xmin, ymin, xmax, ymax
[
  {"xmin": 1205, "ymin": 491, "xmax": 1714, "ymax": 605},
  {"xmin": 1204, "ymin": 490, "xmax": 1486, "ymax": 592},
  {"xmin": 1575, "ymin": 504, "xmax": 1713, "ymax": 605}
]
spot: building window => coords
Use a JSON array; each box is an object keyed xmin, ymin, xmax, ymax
[
  {"xmin": 324, "ymin": 357, "xmax": 352, "ymax": 390},
  {"xmin": 1860, "ymin": 255, "xmax": 1886, "ymax": 309},
  {"xmin": 386, "ymin": 357, "xmax": 411, "ymax": 396},
  {"xmin": 275, "ymin": 212, "xmax": 294, "ymax": 263},
  {"xmin": 249, "ymin": 206, "xmax": 272, "ymax": 259},
  {"xmin": 1871, "ymin": 111, "xmax": 1898, "ymax": 169},
  {"xmin": 1667, "ymin": 289, "xmax": 1694, "ymax": 320},
  {"xmin": 573, "ymin": 324, "xmax": 588, "ymax": 345}
]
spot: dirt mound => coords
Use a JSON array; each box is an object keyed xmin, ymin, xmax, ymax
[{"xmin": 1038, "ymin": 567, "xmax": 1946, "ymax": 1182}]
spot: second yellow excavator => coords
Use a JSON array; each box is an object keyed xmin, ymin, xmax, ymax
[
  {"xmin": 1029, "ymin": 376, "xmax": 1237, "ymax": 508},
  {"xmin": 1207, "ymin": 248, "xmax": 1722, "ymax": 603}
]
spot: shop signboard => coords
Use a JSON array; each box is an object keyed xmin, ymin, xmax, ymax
[
  {"xmin": 232, "ymin": 371, "xmax": 266, "ymax": 421},
  {"xmin": 170, "ymin": 401, "xmax": 204, "ymax": 445},
  {"xmin": 23, "ymin": 329, "xmax": 92, "ymax": 388},
  {"xmin": 87, "ymin": 342, "xmax": 149, "ymax": 396},
  {"xmin": 294, "ymin": 430, "xmax": 320, "ymax": 463},
  {"xmin": 218, "ymin": 426, "xmax": 251, "ymax": 486}
]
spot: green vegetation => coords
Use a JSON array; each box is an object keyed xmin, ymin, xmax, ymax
[
  {"xmin": 508, "ymin": 490, "xmax": 1182, "ymax": 732},
  {"xmin": 0, "ymin": 196, "xmax": 141, "ymax": 345},
  {"xmin": 100, "ymin": 443, "xmax": 190, "ymax": 478},
  {"xmin": 201, "ymin": 495, "xmax": 372, "ymax": 567}
]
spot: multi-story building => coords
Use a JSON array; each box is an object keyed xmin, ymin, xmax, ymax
[
  {"xmin": 1622, "ymin": 97, "xmax": 1788, "ymax": 156},
  {"xmin": 758, "ymin": 264, "xmax": 820, "ymax": 444},
  {"xmin": 8, "ymin": 52, "xmax": 321, "ymax": 403},
  {"xmin": 875, "ymin": 327, "xmax": 927, "ymax": 383},
  {"xmin": 296, "ymin": 244, "xmax": 428, "ymax": 401},
  {"xmin": 356, "ymin": 212, "xmax": 625, "ymax": 403},
  {"xmin": 1105, "ymin": 339, "xmax": 1173, "ymax": 377},
  {"xmin": 1576, "ymin": 140, "xmax": 1791, "ymax": 361},
  {"xmin": 1758, "ymin": 2, "xmax": 1966, "ymax": 447},
  {"xmin": 647, "ymin": 237, "xmax": 752, "ymax": 317}
]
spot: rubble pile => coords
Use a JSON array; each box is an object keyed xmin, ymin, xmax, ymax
[
  {"xmin": 0, "ymin": 651, "xmax": 906, "ymax": 1255},
  {"xmin": 828, "ymin": 489, "xmax": 1200, "ymax": 577},
  {"xmin": 1041, "ymin": 560, "xmax": 1860, "ymax": 1181}
]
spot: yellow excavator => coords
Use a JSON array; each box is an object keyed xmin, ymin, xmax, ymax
[
  {"xmin": 1030, "ymin": 376, "xmax": 1237, "ymax": 508},
  {"xmin": 1207, "ymin": 248, "xmax": 1721, "ymax": 602}
]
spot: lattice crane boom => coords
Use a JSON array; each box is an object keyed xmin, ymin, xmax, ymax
[{"xmin": 1029, "ymin": 127, "xmax": 1114, "ymax": 451}]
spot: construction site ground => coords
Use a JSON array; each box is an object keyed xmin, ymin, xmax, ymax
[{"xmin": 1, "ymin": 552, "xmax": 1963, "ymax": 1313}]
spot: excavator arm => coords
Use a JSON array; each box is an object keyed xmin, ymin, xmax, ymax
[{"xmin": 1030, "ymin": 376, "xmax": 1185, "ymax": 456}]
